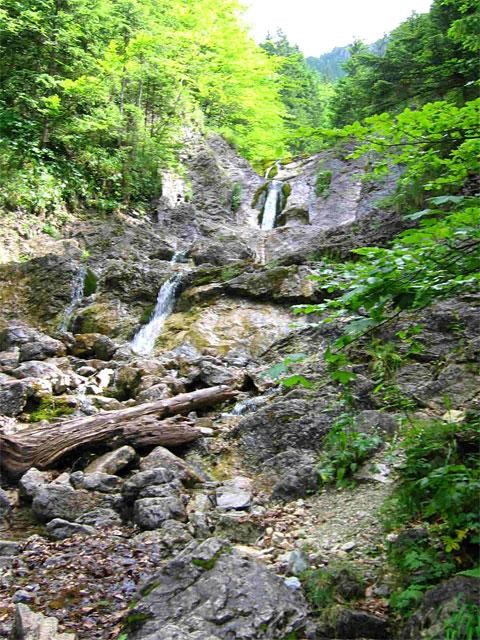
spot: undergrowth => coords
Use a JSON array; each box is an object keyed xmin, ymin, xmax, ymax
[{"xmin": 383, "ymin": 412, "xmax": 480, "ymax": 619}]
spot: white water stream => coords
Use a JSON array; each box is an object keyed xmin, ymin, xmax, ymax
[
  {"xmin": 59, "ymin": 266, "xmax": 86, "ymax": 331},
  {"xmin": 130, "ymin": 253, "xmax": 184, "ymax": 355},
  {"xmin": 261, "ymin": 180, "xmax": 282, "ymax": 231}
]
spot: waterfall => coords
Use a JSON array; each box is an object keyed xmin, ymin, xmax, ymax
[
  {"xmin": 59, "ymin": 267, "xmax": 86, "ymax": 331},
  {"xmin": 130, "ymin": 252, "xmax": 184, "ymax": 355},
  {"xmin": 261, "ymin": 180, "xmax": 282, "ymax": 231}
]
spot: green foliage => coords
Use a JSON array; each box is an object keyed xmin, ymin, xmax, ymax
[
  {"xmin": 314, "ymin": 169, "xmax": 332, "ymax": 197},
  {"xmin": 83, "ymin": 268, "xmax": 97, "ymax": 296},
  {"xmin": 261, "ymin": 31, "xmax": 333, "ymax": 153},
  {"xmin": 139, "ymin": 303, "xmax": 155, "ymax": 325},
  {"xmin": 330, "ymin": 0, "xmax": 479, "ymax": 126},
  {"xmin": 383, "ymin": 414, "xmax": 480, "ymax": 617},
  {"xmin": 0, "ymin": 0, "xmax": 289, "ymax": 214},
  {"xmin": 27, "ymin": 397, "xmax": 75, "ymax": 423},
  {"xmin": 301, "ymin": 561, "xmax": 366, "ymax": 615},
  {"xmin": 231, "ymin": 183, "xmax": 242, "ymax": 212},
  {"xmin": 262, "ymin": 353, "xmax": 313, "ymax": 389},
  {"xmin": 316, "ymin": 413, "xmax": 382, "ymax": 488},
  {"xmin": 443, "ymin": 603, "xmax": 480, "ymax": 640}
]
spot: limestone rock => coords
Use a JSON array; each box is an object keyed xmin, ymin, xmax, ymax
[
  {"xmin": 81, "ymin": 472, "xmax": 123, "ymax": 493},
  {"xmin": 0, "ymin": 379, "xmax": 31, "ymax": 417},
  {"xmin": 216, "ymin": 476, "xmax": 252, "ymax": 510},
  {"xmin": 0, "ymin": 323, "xmax": 65, "ymax": 362},
  {"xmin": 133, "ymin": 495, "xmax": 186, "ymax": 530},
  {"xmin": 71, "ymin": 333, "xmax": 117, "ymax": 360},
  {"xmin": 18, "ymin": 468, "xmax": 50, "ymax": 502},
  {"xmin": 46, "ymin": 518, "xmax": 95, "ymax": 540},
  {"xmin": 139, "ymin": 446, "xmax": 200, "ymax": 485},
  {"xmin": 11, "ymin": 603, "xmax": 76, "ymax": 640},
  {"xmin": 75, "ymin": 508, "xmax": 122, "ymax": 528},
  {"xmin": 84, "ymin": 446, "xmax": 137, "ymax": 475},
  {"xmin": 127, "ymin": 538, "xmax": 309, "ymax": 640},
  {"xmin": 268, "ymin": 449, "xmax": 318, "ymax": 501},
  {"xmin": 32, "ymin": 484, "xmax": 102, "ymax": 523},
  {"xmin": 236, "ymin": 398, "xmax": 336, "ymax": 464},
  {"xmin": 12, "ymin": 361, "xmax": 73, "ymax": 394}
]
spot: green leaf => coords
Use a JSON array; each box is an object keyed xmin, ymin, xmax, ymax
[{"xmin": 281, "ymin": 374, "xmax": 314, "ymax": 389}]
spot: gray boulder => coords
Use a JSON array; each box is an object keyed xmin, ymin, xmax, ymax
[
  {"xmin": 46, "ymin": 518, "xmax": 95, "ymax": 540},
  {"xmin": 127, "ymin": 538, "xmax": 309, "ymax": 640},
  {"xmin": 268, "ymin": 449, "xmax": 318, "ymax": 501},
  {"xmin": 122, "ymin": 468, "xmax": 176, "ymax": 504},
  {"xmin": 81, "ymin": 472, "xmax": 123, "ymax": 493},
  {"xmin": 216, "ymin": 476, "xmax": 252, "ymax": 510},
  {"xmin": 75, "ymin": 508, "xmax": 122, "ymax": 528},
  {"xmin": 0, "ymin": 379, "xmax": 30, "ymax": 417},
  {"xmin": 139, "ymin": 447, "xmax": 201, "ymax": 485},
  {"xmin": 18, "ymin": 468, "xmax": 50, "ymax": 502},
  {"xmin": 31, "ymin": 484, "xmax": 101, "ymax": 522},
  {"xmin": 0, "ymin": 323, "xmax": 65, "ymax": 362},
  {"xmin": 83, "ymin": 445, "xmax": 137, "ymax": 475},
  {"xmin": 236, "ymin": 398, "xmax": 336, "ymax": 465},
  {"xmin": 10, "ymin": 603, "xmax": 76, "ymax": 639},
  {"xmin": 134, "ymin": 495, "xmax": 186, "ymax": 530}
]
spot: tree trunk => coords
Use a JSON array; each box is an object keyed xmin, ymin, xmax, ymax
[{"xmin": 0, "ymin": 385, "xmax": 236, "ymax": 479}]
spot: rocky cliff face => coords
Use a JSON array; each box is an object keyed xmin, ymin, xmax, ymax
[{"xmin": 0, "ymin": 136, "xmax": 477, "ymax": 639}]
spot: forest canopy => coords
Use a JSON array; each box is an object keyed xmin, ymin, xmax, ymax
[{"xmin": 0, "ymin": 0, "xmax": 326, "ymax": 213}]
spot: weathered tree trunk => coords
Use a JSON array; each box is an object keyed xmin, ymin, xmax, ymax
[{"xmin": 0, "ymin": 385, "xmax": 236, "ymax": 478}]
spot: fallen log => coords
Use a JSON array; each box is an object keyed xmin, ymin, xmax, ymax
[{"xmin": 0, "ymin": 385, "xmax": 236, "ymax": 478}]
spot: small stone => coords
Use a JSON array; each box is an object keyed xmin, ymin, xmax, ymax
[
  {"xmin": 341, "ymin": 541, "xmax": 356, "ymax": 552},
  {"xmin": 271, "ymin": 531, "xmax": 285, "ymax": 545},
  {"xmin": 265, "ymin": 527, "xmax": 274, "ymax": 536},
  {"xmin": 13, "ymin": 590, "xmax": 34, "ymax": 604},
  {"xmin": 288, "ymin": 549, "xmax": 309, "ymax": 575},
  {"xmin": 284, "ymin": 576, "xmax": 302, "ymax": 591}
]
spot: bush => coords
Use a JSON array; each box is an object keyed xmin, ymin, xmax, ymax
[
  {"xmin": 314, "ymin": 169, "xmax": 332, "ymax": 197},
  {"xmin": 383, "ymin": 413, "xmax": 480, "ymax": 617},
  {"xmin": 316, "ymin": 413, "xmax": 382, "ymax": 488}
]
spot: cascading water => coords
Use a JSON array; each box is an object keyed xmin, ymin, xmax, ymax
[
  {"xmin": 59, "ymin": 266, "xmax": 86, "ymax": 331},
  {"xmin": 261, "ymin": 180, "xmax": 282, "ymax": 231},
  {"xmin": 130, "ymin": 252, "xmax": 184, "ymax": 355}
]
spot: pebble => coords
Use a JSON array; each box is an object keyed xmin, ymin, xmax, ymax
[
  {"xmin": 341, "ymin": 541, "xmax": 356, "ymax": 552},
  {"xmin": 271, "ymin": 531, "xmax": 285, "ymax": 545},
  {"xmin": 284, "ymin": 576, "xmax": 302, "ymax": 591},
  {"xmin": 13, "ymin": 589, "xmax": 34, "ymax": 603}
]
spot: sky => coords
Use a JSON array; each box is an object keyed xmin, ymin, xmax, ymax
[{"xmin": 244, "ymin": 0, "xmax": 433, "ymax": 56}]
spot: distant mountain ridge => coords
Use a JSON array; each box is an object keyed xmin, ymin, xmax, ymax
[{"xmin": 307, "ymin": 37, "xmax": 388, "ymax": 82}]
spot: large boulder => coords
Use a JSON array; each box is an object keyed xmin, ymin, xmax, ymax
[
  {"xmin": 0, "ymin": 323, "xmax": 65, "ymax": 362},
  {"xmin": 0, "ymin": 379, "xmax": 30, "ymax": 416},
  {"xmin": 235, "ymin": 397, "xmax": 337, "ymax": 465},
  {"xmin": 31, "ymin": 484, "xmax": 104, "ymax": 523},
  {"xmin": 127, "ymin": 538, "xmax": 310, "ymax": 640}
]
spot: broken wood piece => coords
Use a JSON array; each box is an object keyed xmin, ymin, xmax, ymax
[{"xmin": 0, "ymin": 385, "xmax": 237, "ymax": 478}]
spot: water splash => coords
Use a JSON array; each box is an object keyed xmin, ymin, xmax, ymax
[
  {"xmin": 261, "ymin": 180, "xmax": 282, "ymax": 230},
  {"xmin": 130, "ymin": 252, "xmax": 184, "ymax": 355},
  {"xmin": 59, "ymin": 267, "xmax": 86, "ymax": 331}
]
